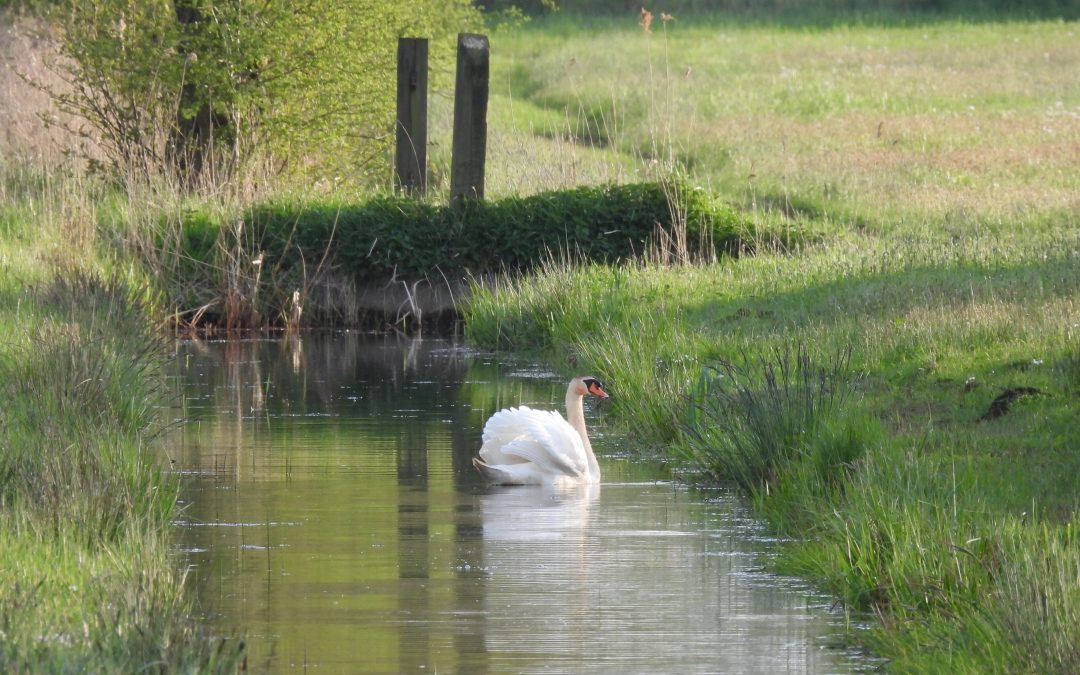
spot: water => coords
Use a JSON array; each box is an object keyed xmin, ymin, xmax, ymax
[{"xmin": 171, "ymin": 334, "xmax": 866, "ymax": 674}]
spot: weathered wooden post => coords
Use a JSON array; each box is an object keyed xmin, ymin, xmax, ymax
[
  {"xmin": 395, "ymin": 37, "xmax": 428, "ymax": 196},
  {"xmin": 450, "ymin": 33, "xmax": 489, "ymax": 203}
]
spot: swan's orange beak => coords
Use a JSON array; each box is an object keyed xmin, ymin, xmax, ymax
[{"xmin": 587, "ymin": 381, "xmax": 610, "ymax": 399}]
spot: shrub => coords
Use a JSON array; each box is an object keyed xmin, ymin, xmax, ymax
[
  {"xmin": 37, "ymin": 0, "xmax": 481, "ymax": 185},
  {"xmin": 252, "ymin": 182, "xmax": 745, "ymax": 280},
  {"xmin": 166, "ymin": 181, "xmax": 749, "ymax": 327}
]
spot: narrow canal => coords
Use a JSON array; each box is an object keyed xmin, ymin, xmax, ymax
[{"xmin": 171, "ymin": 334, "xmax": 867, "ymax": 673}]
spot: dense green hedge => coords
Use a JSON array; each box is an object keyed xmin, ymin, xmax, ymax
[{"xmin": 201, "ymin": 182, "xmax": 747, "ymax": 284}]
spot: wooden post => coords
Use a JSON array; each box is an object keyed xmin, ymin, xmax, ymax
[
  {"xmin": 450, "ymin": 33, "xmax": 489, "ymax": 203},
  {"xmin": 395, "ymin": 38, "xmax": 428, "ymax": 196}
]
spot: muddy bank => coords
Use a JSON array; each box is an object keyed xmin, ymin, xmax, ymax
[{"xmin": 347, "ymin": 276, "xmax": 471, "ymax": 334}]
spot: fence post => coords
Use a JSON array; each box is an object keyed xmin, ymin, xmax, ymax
[
  {"xmin": 450, "ymin": 33, "xmax": 489, "ymax": 203},
  {"xmin": 395, "ymin": 37, "xmax": 429, "ymax": 196}
]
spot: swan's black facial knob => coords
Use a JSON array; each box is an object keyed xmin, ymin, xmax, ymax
[{"xmin": 583, "ymin": 378, "xmax": 609, "ymax": 399}]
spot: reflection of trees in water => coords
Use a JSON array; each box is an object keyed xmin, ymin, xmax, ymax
[
  {"xmin": 174, "ymin": 339, "xmax": 857, "ymax": 673},
  {"xmin": 177, "ymin": 335, "xmax": 496, "ymax": 671},
  {"xmin": 183, "ymin": 334, "xmax": 471, "ymax": 412},
  {"xmin": 175, "ymin": 334, "xmax": 565, "ymax": 484}
]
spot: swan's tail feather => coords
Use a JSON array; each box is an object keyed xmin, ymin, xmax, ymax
[
  {"xmin": 472, "ymin": 457, "xmax": 541, "ymax": 485},
  {"xmin": 473, "ymin": 457, "xmax": 510, "ymax": 484}
]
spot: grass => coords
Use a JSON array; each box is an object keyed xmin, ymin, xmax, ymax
[
  {"xmin": 0, "ymin": 160, "xmax": 245, "ymax": 670},
  {"xmin": 466, "ymin": 13, "xmax": 1080, "ymax": 236},
  {"xmin": 680, "ymin": 343, "xmax": 861, "ymax": 493}
]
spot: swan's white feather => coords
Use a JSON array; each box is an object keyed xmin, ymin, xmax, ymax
[{"xmin": 479, "ymin": 406, "xmax": 588, "ymax": 479}]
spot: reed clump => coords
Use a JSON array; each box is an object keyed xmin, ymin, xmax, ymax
[{"xmin": 680, "ymin": 345, "xmax": 861, "ymax": 493}]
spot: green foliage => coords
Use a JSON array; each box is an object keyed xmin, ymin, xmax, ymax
[
  {"xmin": 252, "ymin": 182, "xmax": 744, "ymax": 281},
  {"xmin": 163, "ymin": 182, "xmax": 748, "ymax": 326},
  {"xmin": 176, "ymin": 207, "xmax": 219, "ymax": 264},
  {"xmin": 481, "ymin": 0, "xmax": 559, "ymax": 17},
  {"xmin": 43, "ymin": 0, "xmax": 482, "ymax": 183},
  {"xmin": 42, "ymin": 0, "xmax": 180, "ymax": 176}
]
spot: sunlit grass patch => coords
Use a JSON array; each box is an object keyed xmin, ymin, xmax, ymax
[{"xmin": 491, "ymin": 16, "xmax": 1080, "ymax": 234}]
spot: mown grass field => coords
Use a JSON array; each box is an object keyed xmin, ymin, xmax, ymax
[
  {"xmin": 459, "ymin": 14, "xmax": 1080, "ymax": 231},
  {"xmin": 462, "ymin": 10, "xmax": 1080, "ymax": 673}
]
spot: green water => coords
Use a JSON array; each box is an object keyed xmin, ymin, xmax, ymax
[{"xmin": 172, "ymin": 334, "xmax": 868, "ymax": 674}]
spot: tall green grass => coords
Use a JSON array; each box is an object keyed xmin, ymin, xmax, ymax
[
  {"xmin": 0, "ymin": 162, "xmax": 244, "ymax": 670},
  {"xmin": 681, "ymin": 344, "xmax": 861, "ymax": 493}
]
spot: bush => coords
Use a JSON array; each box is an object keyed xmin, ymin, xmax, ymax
[
  {"xmin": 250, "ymin": 182, "xmax": 746, "ymax": 282},
  {"xmin": 166, "ymin": 181, "xmax": 749, "ymax": 327},
  {"xmin": 38, "ymin": 0, "xmax": 481, "ymax": 185}
]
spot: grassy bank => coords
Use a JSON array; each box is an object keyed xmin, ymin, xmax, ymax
[
  {"xmin": 462, "ymin": 15, "xmax": 1080, "ymax": 669},
  {"xmin": 463, "ymin": 226, "xmax": 1079, "ymax": 671},
  {"xmin": 0, "ymin": 162, "xmax": 244, "ymax": 670}
]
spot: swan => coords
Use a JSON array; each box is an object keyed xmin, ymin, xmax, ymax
[{"xmin": 473, "ymin": 376, "xmax": 609, "ymax": 486}]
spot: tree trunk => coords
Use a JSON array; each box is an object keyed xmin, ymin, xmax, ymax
[{"xmin": 169, "ymin": 0, "xmax": 231, "ymax": 187}]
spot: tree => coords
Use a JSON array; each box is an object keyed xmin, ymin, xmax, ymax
[{"xmin": 45, "ymin": 0, "xmax": 482, "ymax": 188}]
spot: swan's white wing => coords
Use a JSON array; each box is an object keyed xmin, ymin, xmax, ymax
[
  {"xmin": 480, "ymin": 406, "xmax": 530, "ymax": 464},
  {"xmin": 480, "ymin": 406, "xmax": 588, "ymax": 478},
  {"xmin": 479, "ymin": 407, "xmax": 530, "ymax": 466},
  {"xmin": 472, "ymin": 457, "xmax": 546, "ymax": 485}
]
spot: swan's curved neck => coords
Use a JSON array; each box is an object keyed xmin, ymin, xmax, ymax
[{"xmin": 565, "ymin": 384, "xmax": 600, "ymax": 479}]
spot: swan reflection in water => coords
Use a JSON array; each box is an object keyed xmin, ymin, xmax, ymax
[
  {"xmin": 475, "ymin": 481, "xmax": 849, "ymax": 674},
  {"xmin": 478, "ymin": 482, "xmax": 600, "ymax": 664},
  {"xmin": 480, "ymin": 482, "xmax": 600, "ymax": 543}
]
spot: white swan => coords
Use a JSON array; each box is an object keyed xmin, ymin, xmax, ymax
[{"xmin": 473, "ymin": 376, "xmax": 609, "ymax": 486}]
